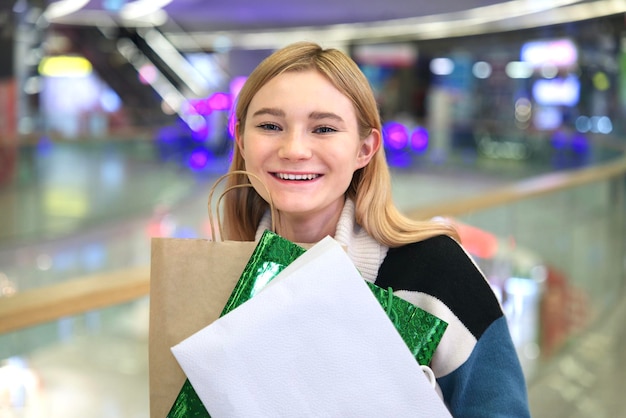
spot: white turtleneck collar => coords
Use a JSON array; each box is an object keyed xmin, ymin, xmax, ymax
[{"xmin": 254, "ymin": 198, "xmax": 388, "ymax": 282}]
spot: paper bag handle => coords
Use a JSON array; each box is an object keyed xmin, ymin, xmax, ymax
[{"xmin": 208, "ymin": 170, "xmax": 276, "ymax": 241}]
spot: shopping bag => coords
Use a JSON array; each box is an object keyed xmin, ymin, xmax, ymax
[
  {"xmin": 166, "ymin": 229, "xmax": 307, "ymax": 417},
  {"xmin": 149, "ymin": 171, "xmax": 283, "ymax": 417},
  {"xmin": 149, "ymin": 236, "xmax": 258, "ymax": 416},
  {"xmin": 171, "ymin": 236, "xmax": 453, "ymax": 417}
]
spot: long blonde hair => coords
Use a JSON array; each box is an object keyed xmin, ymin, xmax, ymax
[{"xmin": 222, "ymin": 41, "xmax": 458, "ymax": 246}]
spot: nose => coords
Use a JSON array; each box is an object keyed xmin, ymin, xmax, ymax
[{"xmin": 278, "ymin": 131, "xmax": 312, "ymax": 160}]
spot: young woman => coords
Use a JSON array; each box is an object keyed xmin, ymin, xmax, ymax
[{"xmin": 222, "ymin": 41, "xmax": 531, "ymax": 417}]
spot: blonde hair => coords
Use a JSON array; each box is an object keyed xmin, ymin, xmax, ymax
[{"xmin": 222, "ymin": 41, "xmax": 458, "ymax": 246}]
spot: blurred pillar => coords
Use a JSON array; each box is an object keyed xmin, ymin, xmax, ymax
[
  {"xmin": 14, "ymin": 0, "xmax": 46, "ymax": 137},
  {"xmin": 427, "ymin": 87, "xmax": 452, "ymax": 161},
  {"xmin": 0, "ymin": 3, "xmax": 18, "ymax": 185}
]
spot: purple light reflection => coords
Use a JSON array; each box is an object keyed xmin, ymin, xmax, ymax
[
  {"xmin": 410, "ymin": 126, "xmax": 429, "ymax": 153},
  {"xmin": 382, "ymin": 122, "xmax": 408, "ymax": 150},
  {"xmin": 188, "ymin": 148, "xmax": 210, "ymax": 171},
  {"xmin": 207, "ymin": 92, "xmax": 231, "ymax": 111},
  {"xmin": 550, "ymin": 130, "xmax": 569, "ymax": 149},
  {"xmin": 571, "ymin": 133, "xmax": 589, "ymax": 154}
]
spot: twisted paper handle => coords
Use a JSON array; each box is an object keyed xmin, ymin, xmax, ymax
[{"xmin": 207, "ymin": 170, "xmax": 276, "ymax": 241}]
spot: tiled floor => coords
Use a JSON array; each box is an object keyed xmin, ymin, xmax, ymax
[
  {"xmin": 0, "ymin": 140, "xmax": 624, "ymax": 417},
  {"xmin": 527, "ymin": 294, "xmax": 626, "ymax": 418}
]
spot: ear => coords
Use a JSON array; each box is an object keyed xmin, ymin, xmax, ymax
[{"xmin": 355, "ymin": 128, "xmax": 381, "ymax": 169}]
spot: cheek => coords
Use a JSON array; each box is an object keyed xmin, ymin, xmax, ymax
[
  {"xmin": 249, "ymin": 175, "xmax": 272, "ymax": 203},
  {"xmin": 240, "ymin": 138, "xmax": 268, "ymax": 167},
  {"xmin": 241, "ymin": 139, "xmax": 255, "ymax": 158},
  {"xmin": 244, "ymin": 136, "xmax": 277, "ymax": 158}
]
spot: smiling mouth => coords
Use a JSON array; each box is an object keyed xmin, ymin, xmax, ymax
[{"xmin": 273, "ymin": 173, "xmax": 320, "ymax": 181}]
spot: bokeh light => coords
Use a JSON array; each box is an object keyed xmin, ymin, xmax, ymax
[
  {"xmin": 382, "ymin": 121, "xmax": 409, "ymax": 150},
  {"xmin": 188, "ymin": 147, "xmax": 210, "ymax": 171},
  {"xmin": 410, "ymin": 126, "xmax": 429, "ymax": 153}
]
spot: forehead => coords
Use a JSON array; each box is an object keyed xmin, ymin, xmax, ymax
[{"xmin": 249, "ymin": 70, "xmax": 355, "ymax": 115}]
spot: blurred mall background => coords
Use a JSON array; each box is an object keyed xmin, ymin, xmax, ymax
[{"xmin": 0, "ymin": 0, "xmax": 625, "ymax": 417}]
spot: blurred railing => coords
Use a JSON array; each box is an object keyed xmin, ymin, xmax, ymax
[
  {"xmin": 409, "ymin": 153, "xmax": 626, "ymax": 377},
  {"xmin": 0, "ymin": 144, "xmax": 625, "ymax": 383}
]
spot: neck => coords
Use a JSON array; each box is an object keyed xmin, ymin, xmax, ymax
[{"xmin": 275, "ymin": 205, "xmax": 342, "ymax": 244}]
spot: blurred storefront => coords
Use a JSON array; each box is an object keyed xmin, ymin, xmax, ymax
[{"xmin": 351, "ymin": 15, "xmax": 626, "ymax": 170}]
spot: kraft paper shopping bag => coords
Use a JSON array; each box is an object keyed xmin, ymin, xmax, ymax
[
  {"xmin": 149, "ymin": 237, "xmax": 259, "ymax": 417},
  {"xmin": 166, "ymin": 229, "xmax": 308, "ymax": 417},
  {"xmin": 149, "ymin": 171, "xmax": 280, "ymax": 417}
]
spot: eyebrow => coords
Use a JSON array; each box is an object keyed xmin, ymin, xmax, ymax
[
  {"xmin": 309, "ymin": 111, "xmax": 344, "ymax": 123},
  {"xmin": 250, "ymin": 108, "xmax": 345, "ymax": 123},
  {"xmin": 251, "ymin": 107, "xmax": 285, "ymax": 118}
]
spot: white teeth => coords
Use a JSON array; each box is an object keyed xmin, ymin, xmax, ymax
[{"xmin": 276, "ymin": 173, "xmax": 319, "ymax": 180}]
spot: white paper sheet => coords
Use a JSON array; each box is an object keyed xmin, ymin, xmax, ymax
[{"xmin": 171, "ymin": 236, "xmax": 452, "ymax": 417}]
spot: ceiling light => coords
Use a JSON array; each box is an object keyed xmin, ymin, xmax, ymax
[
  {"xmin": 38, "ymin": 56, "xmax": 93, "ymax": 77},
  {"xmin": 43, "ymin": 0, "xmax": 89, "ymax": 21},
  {"xmin": 119, "ymin": 0, "xmax": 172, "ymax": 20}
]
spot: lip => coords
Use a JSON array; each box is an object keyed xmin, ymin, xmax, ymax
[{"xmin": 271, "ymin": 172, "xmax": 322, "ymax": 181}]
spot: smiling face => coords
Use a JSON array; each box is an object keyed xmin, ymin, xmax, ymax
[{"xmin": 235, "ymin": 69, "xmax": 380, "ymax": 242}]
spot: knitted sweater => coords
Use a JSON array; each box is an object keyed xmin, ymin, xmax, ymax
[{"xmin": 256, "ymin": 199, "xmax": 530, "ymax": 417}]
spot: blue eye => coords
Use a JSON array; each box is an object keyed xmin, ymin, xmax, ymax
[
  {"xmin": 314, "ymin": 126, "xmax": 336, "ymax": 134},
  {"xmin": 259, "ymin": 123, "xmax": 281, "ymax": 131}
]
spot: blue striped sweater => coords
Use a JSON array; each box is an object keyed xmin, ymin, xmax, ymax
[{"xmin": 376, "ymin": 235, "xmax": 531, "ymax": 417}]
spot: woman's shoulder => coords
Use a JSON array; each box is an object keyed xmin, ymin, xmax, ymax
[
  {"xmin": 375, "ymin": 234, "xmax": 504, "ymax": 335},
  {"xmin": 379, "ymin": 234, "xmax": 484, "ymax": 288}
]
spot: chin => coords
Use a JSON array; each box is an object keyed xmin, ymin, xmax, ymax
[{"xmin": 274, "ymin": 202, "xmax": 313, "ymax": 215}]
